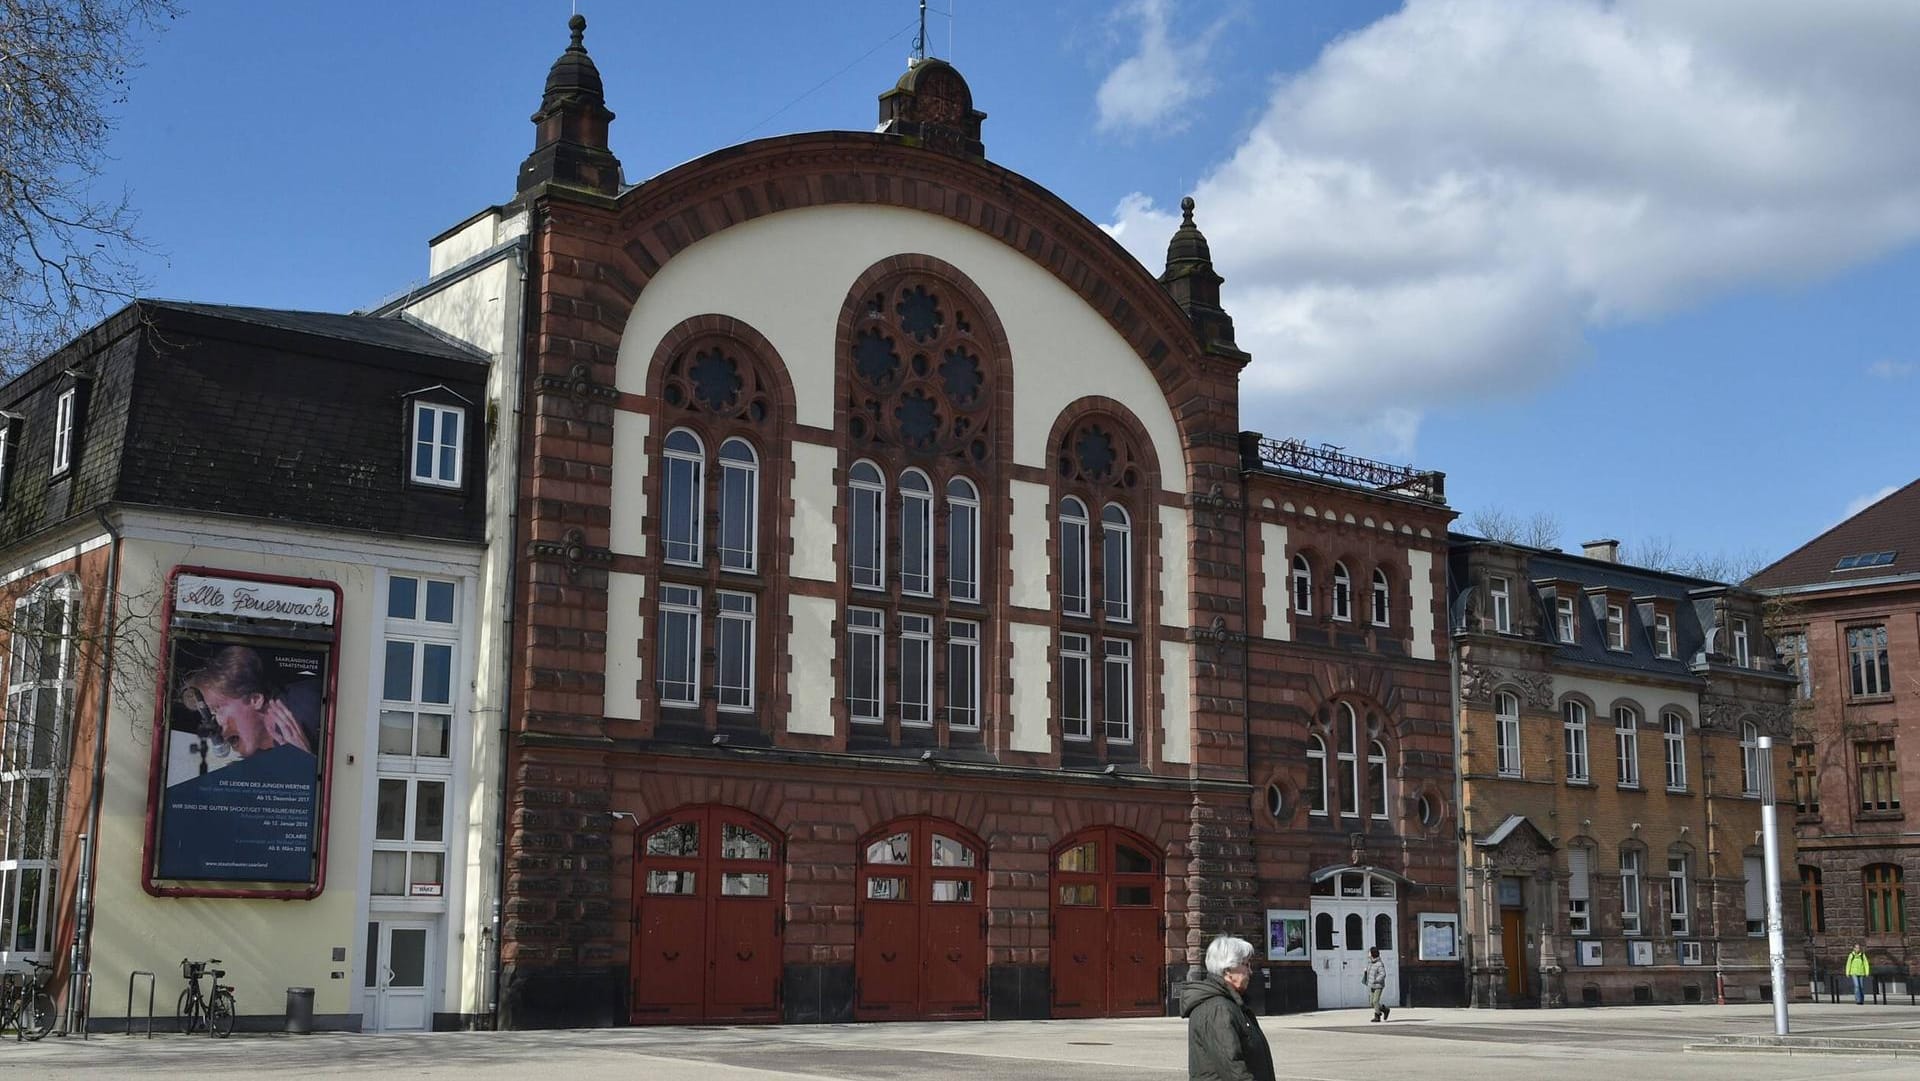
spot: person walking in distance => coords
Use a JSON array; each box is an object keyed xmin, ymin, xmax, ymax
[
  {"xmin": 1846, "ymin": 944, "xmax": 1871, "ymax": 1005},
  {"xmin": 1180, "ymin": 935, "xmax": 1276, "ymax": 1081},
  {"xmin": 1364, "ymin": 946, "xmax": 1390, "ymax": 1021}
]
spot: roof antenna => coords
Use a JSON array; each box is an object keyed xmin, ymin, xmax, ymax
[{"xmin": 911, "ymin": 0, "xmax": 928, "ymax": 63}]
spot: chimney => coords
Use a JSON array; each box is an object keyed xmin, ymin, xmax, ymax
[{"xmin": 1582, "ymin": 538, "xmax": 1620, "ymax": 563}]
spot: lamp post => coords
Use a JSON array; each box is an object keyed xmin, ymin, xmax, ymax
[{"xmin": 1758, "ymin": 735, "xmax": 1790, "ymax": 1035}]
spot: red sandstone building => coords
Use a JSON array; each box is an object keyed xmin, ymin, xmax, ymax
[
  {"xmin": 456, "ymin": 20, "xmax": 1466, "ymax": 1026},
  {"xmin": 1752, "ymin": 478, "xmax": 1918, "ymax": 986}
]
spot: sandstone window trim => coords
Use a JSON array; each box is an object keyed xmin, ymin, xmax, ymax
[{"xmin": 1495, "ymin": 691, "xmax": 1521, "ymax": 778}]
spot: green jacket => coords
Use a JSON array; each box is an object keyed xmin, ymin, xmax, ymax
[
  {"xmin": 1845, "ymin": 950, "xmax": 1871, "ymax": 977},
  {"xmin": 1179, "ymin": 975, "xmax": 1276, "ymax": 1081}
]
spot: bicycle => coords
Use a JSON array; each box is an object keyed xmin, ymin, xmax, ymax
[
  {"xmin": 0, "ymin": 959, "xmax": 55, "ymax": 1041},
  {"xmin": 176, "ymin": 958, "xmax": 235, "ymax": 1038}
]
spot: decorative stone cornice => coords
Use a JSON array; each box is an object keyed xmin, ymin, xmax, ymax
[
  {"xmin": 1461, "ymin": 663, "xmax": 1553, "ymax": 710},
  {"xmin": 1701, "ymin": 690, "xmax": 1792, "ymax": 738},
  {"xmin": 1192, "ymin": 615, "xmax": 1246, "ymax": 658},
  {"xmin": 536, "ymin": 362, "xmax": 620, "ymax": 407},
  {"xmin": 527, "ymin": 527, "xmax": 612, "ymax": 579}
]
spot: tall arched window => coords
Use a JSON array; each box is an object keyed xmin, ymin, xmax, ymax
[
  {"xmin": 1663, "ymin": 710, "xmax": 1688, "ymax": 791},
  {"xmin": 849, "ymin": 461, "xmax": 886, "ymax": 590},
  {"xmin": 1615, "ymin": 705, "xmax": 1640, "ymax": 788},
  {"xmin": 1307, "ymin": 734, "xmax": 1328, "ymax": 816},
  {"xmin": 900, "ymin": 469, "xmax": 934, "ymax": 596},
  {"xmin": 1563, "ymin": 700, "xmax": 1589, "ymax": 782},
  {"xmin": 1059, "ymin": 497, "xmax": 1090, "ymax": 617},
  {"xmin": 1495, "ymin": 691, "xmax": 1521, "ymax": 777},
  {"xmin": 1371, "ymin": 569, "xmax": 1390, "ymax": 627},
  {"xmin": 662, "ymin": 428, "xmax": 705, "ymax": 566},
  {"xmin": 1367, "ymin": 738, "xmax": 1389, "ymax": 819},
  {"xmin": 717, "ymin": 438, "xmax": 759, "ymax": 572},
  {"xmin": 1102, "ymin": 504, "xmax": 1132, "ymax": 623},
  {"xmin": 1291, "ymin": 555, "xmax": 1312, "ymax": 616},
  {"xmin": 947, "ymin": 477, "xmax": 979, "ymax": 603},
  {"xmin": 1332, "ymin": 562, "xmax": 1352, "ymax": 622},
  {"xmin": 1740, "ymin": 721, "xmax": 1760, "ymax": 796},
  {"xmin": 1337, "ymin": 703, "xmax": 1360, "ymax": 817},
  {"xmin": 1864, "ymin": 864, "xmax": 1905, "ymax": 935}
]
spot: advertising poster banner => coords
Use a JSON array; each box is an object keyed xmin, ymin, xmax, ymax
[{"xmin": 156, "ymin": 639, "xmax": 328, "ymax": 882}]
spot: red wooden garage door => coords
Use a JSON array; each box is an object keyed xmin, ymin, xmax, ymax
[
  {"xmin": 855, "ymin": 817, "xmax": 985, "ymax": 1020},
  {"xmin": 630, "ymin": 805, "xmax": 783, "ymax": 1024},
  {"xmin": 1050, "ymin": 827, "xmax": 1163, "ymax": 1018}
]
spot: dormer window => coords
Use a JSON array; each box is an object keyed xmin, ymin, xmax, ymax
[
  {"xmin": 0, "ymin": 417, "xmax": 13, "ymax": 505},
  {"xmin": 1732, "ymin": 617, "xmax": 1750, "ymax": 668},
  {"xmin": 52, "ymin": 388, "xmax": 76, "ymax": 475},
  {"xmin": 410, "ymin": 401, "xmax": 465, "ymax": 488},
  {"xmin": 1554, "ymin": 594, "xmax": 1576, "ymax": 644},
  {"xmin": 1606, "ymin": 604, "xmax": 1626, "ymax": 651},
  {"xmin": 1653, "ymin": 612, "xmax": 1674, "ymax": 659},
  {"xmin": 1489, "ymin": 575, "xmax": 1511, "ymax": 634}
]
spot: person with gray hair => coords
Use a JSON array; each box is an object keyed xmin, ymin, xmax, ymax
[{"xmin": 1179, "ymin": 935, "xmax": 1276, "ymax": 1081}]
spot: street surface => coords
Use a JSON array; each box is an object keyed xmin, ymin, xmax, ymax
[{"xmin": 5, "ymin": 1002, "xmax": 1917, "ymax": 1079}]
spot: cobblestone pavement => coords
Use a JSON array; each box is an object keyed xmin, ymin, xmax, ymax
[{"xmin": 5, "ymin": 1002, "xmax": 1917, "ymax": 1079}]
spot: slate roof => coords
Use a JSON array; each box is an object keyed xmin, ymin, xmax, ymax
[
  {"xmin": 1747, "ymin": 476, "xmax": 1920, "ymax": 591},
  {"xmin": 143, "ymin": 300, "xmax": 486, "ymax": 366}
]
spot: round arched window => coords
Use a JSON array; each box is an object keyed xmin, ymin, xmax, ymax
[
  {"xmin": 1417, "ymin": 793, "xmax": 1441, "ymax": 828},
  {"xmin": 1265, "ymin": 783, "xmax": 1284, "ymax": 819}
]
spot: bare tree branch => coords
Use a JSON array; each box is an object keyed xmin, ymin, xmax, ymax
[{"xmin": 1465, "ymin": 505, "xmax": 1563, "ymax": 549}]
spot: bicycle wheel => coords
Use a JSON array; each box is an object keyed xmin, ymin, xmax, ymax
[
  {"xmin": 22, "ymin": 991, "xmax": 54, "ymax": 1041},
  {"xmin": 208, "ymin": 990, "xmax": 235, "ymax": 1038},
  {"xmin": 177, "ymin": 988, "xmax": 199, "ymax": 1034}
]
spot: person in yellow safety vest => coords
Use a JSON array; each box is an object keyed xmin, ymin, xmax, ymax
[{"xmin": 1845, "ymin": 944, "xmax": 1871, "ymax": 1005}]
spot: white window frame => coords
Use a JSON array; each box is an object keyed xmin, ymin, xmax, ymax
[
  {"xmin": 1307, "ymin": 734, "xmax": 1328, "ymax": 816},
  {"xmin": 1667, "ymin": 855, "xmax": 1691, "ymax": 936},
  {"xmin": 1292, "ymin": 555, "xmax": 1312, "ymax": 616},
  {"xmin": 1101, "ymin": 504, "xmax": 1133, "ymax": 623},
  {"xmin": 1620, "ymin": 849, "xmax": 1644, "ymax": 936},
  {"xmin": 1615, "ymin": 706, "xmax": 1640, "ymax": 789},
  {"xmin": 849, "ymin": 461, "xmax": 886, "ymax": 591},
  {"xmin": 1555, "ymin": 595, "xmax": 1576, "ymax": 644},
  {"xmin": 1337, "ymin": 703, "xmax": 1360, "ymax": 817},
  {"xmin": 1563, "ymin": 699, "xmax": 1589, "ymax": 783},
  {"xmin": 1101, "ymin": 638, "xmax": 1133, "ymax": 744},
  {"xmin": 716, "ymin": 438, "xmax": 759, "ymax": 573},
  {"xmin": 662, "ymin": 429, "xmax": 705, "ymax": 567},
  {"xmin": 946, "ymin": 620, "xmax": 979, "ymax": 729},
  {"xmin": 1732, "ymin": 618, "xmax": 1750, "ymax": 668},
  {"xmin": 1059, "ymin": 498, "xmax": 1090, "ymax": 617},
  {"xmin": 715, "ymin": 591, "xmax": 755, "ymax": 712},
  {"xmin": 1332, "ymin": 562, "xmax": 1352, "ymax": 622},
  {"xmin": 947, "ymin": 477, "xmax": 980, "ymax": 603},
  {"xmin": 1, "ymin": 578, "xmax": 76, "ymax": 962},
  {"xmin": 1653, "ymin": 612, "xmax": 1673, "ymax": 659},
  {"xmin": 1606, "ymin": 604, "xmax": 1626, "ymax": 651},
  {"xmin": 1367, "ymin": 738, "xmax": 1389, "ymax": 820},
  {"xmin": 899, "ymin": 613, "xmax": 934, "ymax": 727},
  {"xmin": 656, "ymin": 584, "xmax": 702, "ymax": 707},
  {"xmin": 1371, "ymin": 569, "xmax": 1390, "ymax": 627},
  {"xmin": 1568, "ymin": 846, "xmax": 1592, "ymax": 936},
  {"xmin": 370, "ymin": 774, "xmax": 449, "ymax": 899},
  {"xmin": 51, "ymin": 389, "xmax": 75, "ymax": 475},
  {"xmin": 0, "ymin": 421, "xmax": 13, "ymax": 504},
  {"xmin": 1779, "ymin": 631, "xmax": 1810, "ymax": 700},
  {"xmin": 1663, "ymin": 710, "xmax": 1688, "ymax": 791},
  {"xmin": 1060, "ymin": 632, "xmax": 1091, "ymax": 741},
  {"xmin": 899, "ymin": 469, "xmax": 934, "ymax": 597},
  {"xmin": 1495, "ymin": 691, "xmax": 1521, "ymax": 777},
  {"xmin": 409, "ymin": 400, "xmax": 464, "ymax": 488},
  {"xmin": 1744, "ymin": 855, "xmax": 1766, "ymax": 936},
  {"xmin": 379, "ymin": 575, "xmax": 459, "ymax": 770},
  {"xmin": 1489, "ymin": 575, "xmax": 1510, "ymax": 634},
  {"xmin": 846, "ymin": 607, "xmax": 884, "ymax": 723},
  {"xmin": 1847, "ymin": 624, "xmax": 1890, "ymax": 697},
  {"xmin": 1740, "ymin": 721, "xmax": 1760, "ymax": 796}
]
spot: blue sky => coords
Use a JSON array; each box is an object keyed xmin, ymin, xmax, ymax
[{"xmin": 98, "ymin": 1, "xmax": 1917, "ymax": 570}]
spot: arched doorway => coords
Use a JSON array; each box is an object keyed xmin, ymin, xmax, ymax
[
  {"xmin": 1308, "ymin": 866, "xmax": 1401, "ymax": 1010},
  {"xmin": 1050, "ymin": 826, "xmax": 1163, "ymax": 1018},
  {"xmin": 855, "ymin": 817, "xmax": 986, "ymax": 1020},
  {"xmin": 630, "ymin": 805, "xmax": 783, "ymax": 1024}
]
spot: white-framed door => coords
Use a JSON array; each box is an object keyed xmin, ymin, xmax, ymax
[
  {"xmin": 367, "ymin": 918, "xmax": 436, "ymax": 1032},
  {"xmin": 1309, "ymin": 898, "xmax": 1399, "ymax": 1010}
]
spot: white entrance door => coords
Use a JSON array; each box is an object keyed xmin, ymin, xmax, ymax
[
  {"xmin": 369, "ymin": 920, "xmax": 435, "ymax": 1032},
  {"xmin": 1309, "ymin": 899, "xmax": 1399, "ymax": 1010}
]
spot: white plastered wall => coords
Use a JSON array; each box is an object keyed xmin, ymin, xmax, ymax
[
  {"xmin": 605, "ymin": 571, "xmax": 646, "ymax": 720},
  {"xmin": 1009, "ymin": 622, "xmax": 1052, "ymax": 753},
  {"xmin": 1008, "ymin": 480, "xmax": 1050, "ymax": 610},
  {"xmin": 1259, "ymin": 522, "xmax": 1290, "ymax": 641},
  {"xmin": 787, "ymin": 596, "xmax": 838, "ymax": 735},
  {"xmin": 1160, "ymin": 639, "xmax": 1192, "ymax": 764},
  {"xmin": 1553, "ymin": 673, "xmax": 1699, "ymax": 726},
  {"xmin": 608, "ymin": 412, "xmax": 651, "ymax": 558},
  {"xmin": 789, "ymin": 441, "xmax": 839, "ymax": 583},
  {"xmin": 1408, "ymin": 549, "xmax": 1436, "ymax": 660}
]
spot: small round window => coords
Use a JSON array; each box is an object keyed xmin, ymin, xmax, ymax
[
  {"xmin": 1265, "ymin": 783, "xmax": 1284, "ymax": 819},
  {"xmin": 1417, "ymin": 793, "xmax": 1441, "ymax": 828}
]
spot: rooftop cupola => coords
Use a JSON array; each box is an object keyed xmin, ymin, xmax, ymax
[
  {"xmin": 878, "ymin": 57, "xmax": 987, "ymax": 158},
  {"xmin": 1159, "ymin": 196, "xmax": 1243, "ymax": 357},
  {"xmin": 518, "ymin": 14, "xmax": 623, "ymax": 197}
]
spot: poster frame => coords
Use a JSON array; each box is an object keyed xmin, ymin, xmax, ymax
[
  {"xmin": 1265, "ymin": 908, "xmax": 1309, "ymax": 961},
  {"xmin": 140, "ymin": 565, "xmax": 342, "ymax": 899}
]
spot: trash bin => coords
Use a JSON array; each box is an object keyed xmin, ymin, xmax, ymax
[{"xmin": 284, "ymin": 987, "xmax": 315, "ymax": 1034}]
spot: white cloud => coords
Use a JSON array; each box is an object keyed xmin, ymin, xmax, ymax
[
  {"xmin": 1845, "ymin": 485, "xmax": 1900, "ymax": 519},
  {"xmin": 1104, "ymin": 0, "xmax": 1920, "ymax": 456},
  {"xmin": 1868, "ymin": 359, "xmax": 1915, "ymax": 379},
  {"xmin": 1094, "ymin": 0, "xmax": 1223, "ymax": 134}
]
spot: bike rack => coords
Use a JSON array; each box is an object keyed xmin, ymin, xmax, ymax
[
  {"xmin": 125, "ymin": 971, "xmax": 155, "ymax": 1038},
  {"xmin": 60, "ymin": 971, "xmax": 92, "ymax": 1040}
]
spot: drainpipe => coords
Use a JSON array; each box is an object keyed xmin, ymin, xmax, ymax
[
  {"xmin": 487, "ymin": 235, "xmax": 531, "ymax": 1027},
  {"xmin": 1445, "ymin": 555, "xmax": 1471, "ymax": 1003},
  {"xmin": 75, "ymin": 507, "xmax": 123, "ymax": 1023}
]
